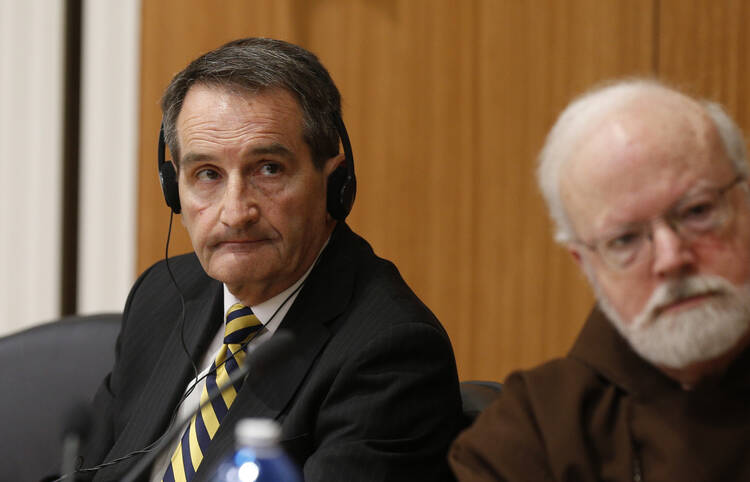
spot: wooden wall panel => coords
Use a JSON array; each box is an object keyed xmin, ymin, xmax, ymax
[
  {"xmin": 658, "ymin": 0, "xmax": 750, "ymax": 136},
  {"xmin": 137, "ymin": 0, "xmax": 657, "ymax": 381}
]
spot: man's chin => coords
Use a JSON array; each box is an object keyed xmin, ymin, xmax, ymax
[
  {"xmin": 204, "ymin": 257, "xmax": 269, "ymax": 286},
  {"xmin": 628, "ymin": 302, "xmax": 750, "ymax": 370},
  {"xmin": 591, "ymin": 272, "xmax": 750, "ymax": 371}
]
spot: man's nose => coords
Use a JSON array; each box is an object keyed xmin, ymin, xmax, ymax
[
  {"xmin": 219, "ymin": 177, "xmax": 260, "ymax": 227},
  {"xmin": 650, "ymin": 220, "xmax": 695, "ymax": 278}
]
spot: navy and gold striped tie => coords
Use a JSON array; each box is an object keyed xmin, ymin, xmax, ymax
[{"xmin": 162, "ymin": 304, "xmax": 262, "ymax": 482}]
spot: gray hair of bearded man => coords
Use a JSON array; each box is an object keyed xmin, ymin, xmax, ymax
[{"xmin": 536, "ymin": 78, "xmax": 750, "ymax": 244}]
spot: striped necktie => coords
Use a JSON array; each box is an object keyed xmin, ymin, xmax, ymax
[{"xmin": 162, "ymin": 304, "xmax": 262, "ymax": 482}]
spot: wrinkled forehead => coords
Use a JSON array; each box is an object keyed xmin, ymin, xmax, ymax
[
  {"xmin": 559, "ymin": 92, "xmax": 731, "ymax": 237},
  {"xmin": 174, "ymin": 84, "xmax": 306, "ymax": 153}
]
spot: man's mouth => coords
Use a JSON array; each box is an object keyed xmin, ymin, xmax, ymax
[
  {"xmin": 214, "ymin": 239, "xmax": 269, "ymax": 250},
  {"xmin": 654, "ymin": 291, "xmax": 720, "ymax": 317}
]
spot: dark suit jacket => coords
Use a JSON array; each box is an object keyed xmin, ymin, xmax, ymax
[{"xmin": 83, "ymin": 223, "xmax": 463, "ymax": 481}]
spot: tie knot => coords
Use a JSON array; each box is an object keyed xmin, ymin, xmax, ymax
[{"xmin": 224, "ymin": 303, "xmax": 262, "ymax": 344}]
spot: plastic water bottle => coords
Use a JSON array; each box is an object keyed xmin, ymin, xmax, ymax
[{"xmin": 212, "ymin": 418, "xmax": 303, "ymax": 482}]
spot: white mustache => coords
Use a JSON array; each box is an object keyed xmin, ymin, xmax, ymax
[{"xmin": 635, "ymin": 275, "xmax": 733, "ymax": 328}]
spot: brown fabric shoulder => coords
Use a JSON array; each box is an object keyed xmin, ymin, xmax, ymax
[{"xmin": 449, "ymin": 354, "xmax": 635, "ymax": 482}]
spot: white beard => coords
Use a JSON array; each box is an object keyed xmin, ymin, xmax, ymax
[{"xmin": 586, "ymin": 270, "xmax": 750, "ymax": 369}]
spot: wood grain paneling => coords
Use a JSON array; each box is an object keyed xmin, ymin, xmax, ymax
[
  {"xmin": 658, "ymin": 0, "xmax": 750, "ymax": 134},
  {"xmin": 136, "ymin": 0, "xmax": 675, "ymax": 381}
]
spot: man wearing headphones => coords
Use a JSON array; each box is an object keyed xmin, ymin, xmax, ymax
[{"xmin": 81, "ymin": 38, "xmax": 462, "ymax": 481}]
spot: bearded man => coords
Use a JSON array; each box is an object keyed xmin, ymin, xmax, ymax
[{"xmin": 450, "ymin": 79, "xmax": 750, "ymax": 481}]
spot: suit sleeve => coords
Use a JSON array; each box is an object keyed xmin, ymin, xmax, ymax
[
  {"xmin": 79, "ymin": 263, "xmax": 156, "ymax": 472},
  {"xmin": 303, "ymin": 322, "xmax": 463, "ymax": 482},
  {"xmin": 448, "ymin": 372, "xmax": 556, "ymax": 482}
]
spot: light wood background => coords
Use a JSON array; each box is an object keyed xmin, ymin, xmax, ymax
[{"xmin": 137, "ymin": 0, "xmax": 750, "ymax": 381}]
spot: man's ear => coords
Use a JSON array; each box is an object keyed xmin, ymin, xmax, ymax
[
  {"xmin": 324, "ymin": 152, "xmax": 346, "ymax": 177},
  {"xmin": 568, "ymin": 246, "xmax": 582, "ymax": 266}
]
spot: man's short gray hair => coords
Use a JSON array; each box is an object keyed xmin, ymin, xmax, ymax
[
  {"xmin": 536, "ymin": 78, "xmax": 749, "ymax": 243},
  {"xmin": 161, "ymin": 37, "xmax": 343, "ymax": 169}
]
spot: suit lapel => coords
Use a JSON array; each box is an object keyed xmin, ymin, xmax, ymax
[
  {"xmin": 99, "ymin": 281, "xmax": 223, "ymax": 480},
  {"xmin": 196, "ymin": 224, "xmax": 359, "ymax": 480}
]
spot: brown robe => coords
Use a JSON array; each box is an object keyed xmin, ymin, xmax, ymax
[{"xmin": 450, "ymin": 307, "xmax": 750, "ymax": 481}]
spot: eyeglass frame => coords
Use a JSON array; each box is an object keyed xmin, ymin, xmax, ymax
[{"xmin": 572, "ymin": 174, "xmax": 748, "ymax": 270}]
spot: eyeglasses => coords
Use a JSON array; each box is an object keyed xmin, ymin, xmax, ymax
[{"xmin": 576, "ymin": 175, "xmax": 746, "ymax": 270}]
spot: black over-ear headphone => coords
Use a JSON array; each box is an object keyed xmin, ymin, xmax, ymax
[
  {"xmin": 158, "ymin": 123, "xmax": 182, "ymax": 214},
  {"xmin": 157, "ymin": 112, "xmax": 356, "ymax": 220},
  {"xmin": 326, "ymin": 113, "xmax": 357, "ymax": 220}
]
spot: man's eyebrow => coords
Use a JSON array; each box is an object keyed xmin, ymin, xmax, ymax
[
  {"xmin": 180, "ymin": 143, "xmax": 295, "ymax": 166},
  {"xmin": 249, "ymin": 143, "xmax": 294, "ymax": 159},
  {"xmin": 180, "ymin": 152, "xmax": 212, "ymax": 167}
]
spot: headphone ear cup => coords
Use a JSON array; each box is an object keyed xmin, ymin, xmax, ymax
[
  {"xmin": 159, "ymin": 161, "xmax": 181, "ymax": 214},
  {"xmin": 339, "ymin": 171, "xmax": 356, "ymax": 217},
  {"xmin": 326, "ymin": 164, "xmax": 354, "ymax": 220}
]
